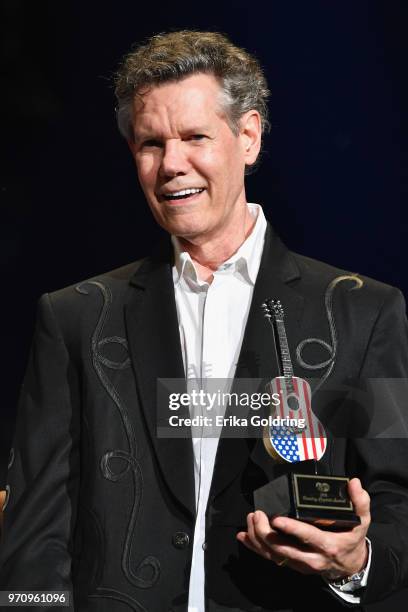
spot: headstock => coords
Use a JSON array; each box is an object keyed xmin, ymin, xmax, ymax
[{"xmin": 262, "ymin": 298, "xmax": 284, "ymax": 321}]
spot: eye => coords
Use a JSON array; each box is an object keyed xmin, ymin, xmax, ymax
[
  {"xmin": 141, "ymin": 139, "xmax": 163, "ymax": 148},
  {"xmin": 189, "ymin": 134, "xmax": 206, "ymax": 141}
]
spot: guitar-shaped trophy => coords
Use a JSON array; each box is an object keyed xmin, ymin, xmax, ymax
[
  {"xmin": 262, "ymin": 299, "xmax": 327, "ymax": 464},
  {"xmin": 253, "ymin": 299, "xmax": 360, "ymax": 530}
]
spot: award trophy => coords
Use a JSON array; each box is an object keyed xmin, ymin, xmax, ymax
[{"xmin": 253, "ymin": 299, "xmax": 360, "ymax": 531}]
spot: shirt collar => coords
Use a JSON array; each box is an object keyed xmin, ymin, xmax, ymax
[{"xmin": 171, "ymin": 203, "xmax": 267, "ymax": 286}]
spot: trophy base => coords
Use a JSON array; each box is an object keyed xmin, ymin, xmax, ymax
[{"xmin": 254, "ymin": 472, "xmax": 360, "ymax": 531}]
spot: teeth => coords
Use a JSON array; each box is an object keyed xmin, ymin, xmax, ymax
[{"xmin": 164, "ymin": 188, "xmax": 204, "ymax": 199}]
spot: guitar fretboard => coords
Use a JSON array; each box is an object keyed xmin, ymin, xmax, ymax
[
  {"xmin": 275, "ymin": 319, "xmax": 294, "ymax": 378},
  {"xmin": 271, "ymin": 315, "xmax": 295, "ymax": 396}
]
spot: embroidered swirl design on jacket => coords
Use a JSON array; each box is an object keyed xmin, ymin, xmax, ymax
[
  {"xmin": 295, "ymin": 274, "xmax": 363, "ymax": 393},
  {"xmin": 2, "ymin": 448, "xmax": 15, "ymax": 511},
  {"xmin": 8, "ymin": 447, "xmax": 14, "ymax": 470},
  {"xmin": 88, "ymin": 587, "xmax": 148, "ymax": 612},
  {"xmin": 76, "ymin": 281, "xmax": 160, "ymax": 598},
  {"xmin": 2, "ymin": 485, "xmax": 10, "ymax": 511}
]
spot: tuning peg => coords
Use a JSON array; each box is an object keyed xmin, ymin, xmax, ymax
[{"xmin": 261, "ymin": 302, "xmax": 271, "ymax": 319}]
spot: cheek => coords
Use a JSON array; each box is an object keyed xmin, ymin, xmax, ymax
[
  {"xmin": 191, "ymin": 149, "xmax": 222, "ymax": 185},
  {"xmin": 192, "ymin": 141, "xmax": 241, "ymax": 187},
  {"xmin": 136, "ymin": 154, "xmax": 159, "ymax": 190}
]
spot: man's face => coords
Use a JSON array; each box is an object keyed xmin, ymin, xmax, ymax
[{"xmin": 128, "ymin": 73, "xmax": 258, "ymax": 242}]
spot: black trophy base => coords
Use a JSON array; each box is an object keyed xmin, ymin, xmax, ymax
[{"xmin": 254, "ymin": 472, "xmax": 360, "ymax": 531}]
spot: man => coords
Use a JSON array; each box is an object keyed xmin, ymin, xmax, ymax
[{"xmin": 1, "ymin": 30, "xmax": 408, "ymax": 612}]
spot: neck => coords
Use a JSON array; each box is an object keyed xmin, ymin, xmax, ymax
[{"xmin": 177, "ymin": 203, "xmax": 256, "ymax": 282}]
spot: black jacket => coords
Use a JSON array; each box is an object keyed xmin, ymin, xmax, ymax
[{"xmin": 1, "ymin": 225, "xmax": 408, "ymax": 611}]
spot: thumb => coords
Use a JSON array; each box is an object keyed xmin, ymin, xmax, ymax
[{"xmin": 348, "ymin": 478, "xmax": 371, "ymax": 526}]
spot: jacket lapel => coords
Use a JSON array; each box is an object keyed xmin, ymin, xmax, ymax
[
  {"xmin": 124, "ymin": 240, "xmax": 196, "ymax": 519},
  {"xmin": 209, "ymin": 224, "xmax": 305, "ymax": 501}
]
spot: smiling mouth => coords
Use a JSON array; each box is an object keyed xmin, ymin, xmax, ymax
[{"xmin": 161, "ymin": 188, "xmax": 206, "ymax": 202}]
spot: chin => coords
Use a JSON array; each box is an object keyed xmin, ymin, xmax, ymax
[
  {"xmin": 165, "ymin": 222, "xmax": 207, "ymax": 239},
  {"xmin": 157, "ymin": 211, "xmax": 210, "ymax": 239}
]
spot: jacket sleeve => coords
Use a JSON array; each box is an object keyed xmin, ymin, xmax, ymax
[
  {"xmin": 348, "ymin": 287, "xmax": 408, "ymax": 604},
  {"xmin": 0, "ymin": 292, "xmax": 80, "ymax": 607}
]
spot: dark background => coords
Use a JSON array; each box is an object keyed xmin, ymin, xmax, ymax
[{"xmin": 1, "ymin": 1, "xmax": 407, "ymax": 608}]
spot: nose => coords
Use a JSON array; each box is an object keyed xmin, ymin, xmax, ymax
[{"xmin": 159, "ymin": 140, "xmax": 189, "ymax": 178}]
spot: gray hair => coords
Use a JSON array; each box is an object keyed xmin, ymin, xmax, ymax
[{"xmin": 114, "ymin": 30, "xmax": 271, "ymax": 149}]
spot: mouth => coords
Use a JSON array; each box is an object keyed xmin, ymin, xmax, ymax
[{"xmin": 159, "ymin": 187, "xmax": 206, "ymax": 204}]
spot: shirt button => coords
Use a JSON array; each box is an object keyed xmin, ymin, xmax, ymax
[
  {"xmin": 172, "ymin": 531, "xmax": 190, "ymax": 549},
  {"xmin": 202, "ymin": 541, "xmax": 208, "ymax": 551}
]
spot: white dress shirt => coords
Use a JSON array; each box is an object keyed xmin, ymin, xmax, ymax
[
  {"xmin": 172, "ymin": 203, "xmax": 266, "ymax": 612},
  {"xmin": 171, "ymin": 203, "xmax": 367, "ymax": 611}
]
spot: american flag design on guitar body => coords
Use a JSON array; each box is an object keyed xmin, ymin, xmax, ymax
[
  {"xmin": 264, "ymin": 376, "xmax": 327, "ymax": 462},
  {"xmin": 262, "ymin": 299, "xmax": 327, "ymax": 464}
]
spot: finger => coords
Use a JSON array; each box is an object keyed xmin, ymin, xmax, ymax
[
  {"xmin": 237, "ymin": 526, "xmax": 329, "ymax": 572},
  {"xmin": 253, "ymin": 510, "xmax": 275, "ymax": 540},
  {"xmin": 252, "ymin": 512, "xmax": 296, "ymax": 557},
  {"xmin": 246, "ymin": 513, "xmax": 273, "ymax": 556},
  {"xmin": 236, "ymin": 531, "xmax": 274, "ymax": 561},
  {"xmin": 261, "ymin": 535, "xmax": 329, "ymax": 574},
  {"xmin": 270, "ymin": 516, "xmax": 330, "ymax": 552},
  {"xmin": 252, "ymin": 513, "xmax": 321, "ymax": 566},
  {"xmin": 272, "ymin": 545, "xmax": 328, "ymax": 574},
  {"xmin": 281, "ymin": 553, "xmax": 327, "ymax": 575},
  {"xmin": 246, "ymin": 513, "xmax": 258, "ymax": 545},
  {"xmin": 241, "ymin": 513, "xmax": 292, "ymax": 562},
  {"xmin": 348, "ymin": 478, "xmax": 371, "ymax": 527}
]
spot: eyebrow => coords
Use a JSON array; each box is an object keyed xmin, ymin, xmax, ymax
[
  {"xmin": 134, "ymin": 126, "xmax": 213, "ymax": 143},
  {"xmin": 133, "ymin": 131, "xmax": 156, "ymax": 143}
]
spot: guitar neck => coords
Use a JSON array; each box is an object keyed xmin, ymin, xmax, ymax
[{"xmin": 272, "ymin": 318, "xmax": 294, "ymax": 380}]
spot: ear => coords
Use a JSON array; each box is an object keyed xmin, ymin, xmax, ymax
[{"xmin": 239, "ymin": 110, "xmax": 262, "ymax": 167}]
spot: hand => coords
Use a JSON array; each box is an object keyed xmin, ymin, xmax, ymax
[{"xmin": 237, "ymin": 478, "xmax": 370, "ymax": 579}]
